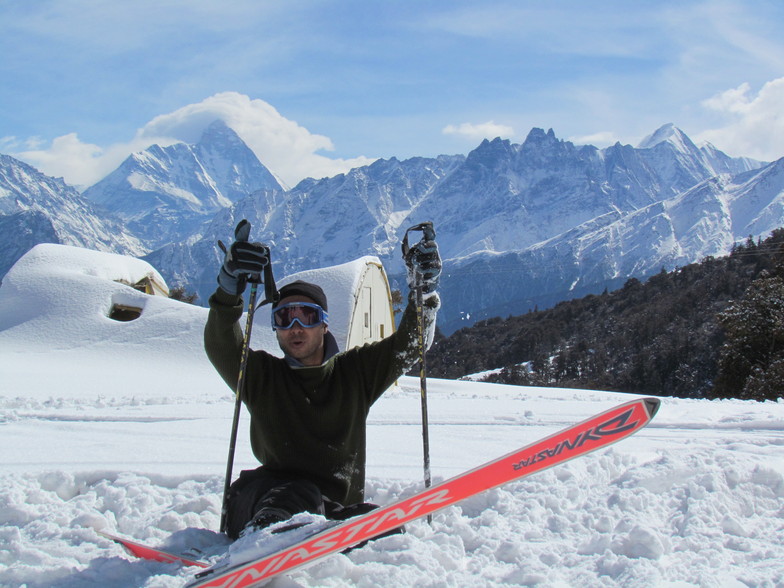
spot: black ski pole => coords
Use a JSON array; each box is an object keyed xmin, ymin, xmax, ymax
[
  {"xmin": 403, "ymin": 222, "xmax": 435, "ymax": 521},
  {"xmin": 219, "ymin": 280, "xmax": 258, "ymax": 534},
  {"xmin": 217, "ymin": 221, "xmax": 268, "ymax": 535},
  {"xmin": 415, "ymin": 270, "xmax": 432, "ymax": 498}
]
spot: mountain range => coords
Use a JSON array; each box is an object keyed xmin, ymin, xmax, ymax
[
  {"xmin": 1, "ymin": 120, "xmax": 781, "ymax": 334},
  {"xmin": 0, "ymin": 154, "xmax": 145, "ymax": 279},
  {"xmin": 81, "ymin": 120, "xmax": 283, "ymax": 249}
]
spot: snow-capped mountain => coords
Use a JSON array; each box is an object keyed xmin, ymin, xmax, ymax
[
  {"xmin": 165, "ymin": 124, "xmax": 774, "ymax": 330},
  {"xmin": 144, "ymin": 153, "xmax": 465, "ymax": 302},
  {"xmin": 0, "ymin": 154, "xmax": 145, "ymax": 279},
  {"xmin": 638, "ymin": 123, "xmax": 760, "ymax": 176},
  {"xmin": 3, "ymin": 122, "xmax": 780, "ymax": 332},
  {"xmin": 81, "ymin": 120, "xmax": 282, "ymax": 249},
  {"xmin": 439, "ymin": 156, "xmax": 784, "ymax": 332}
]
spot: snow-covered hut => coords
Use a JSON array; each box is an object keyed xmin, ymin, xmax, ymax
[
  {"xmin": 0, "ymin": 245, "xmax": 395, "ymax": 363},
  {"xmin": 252, "ymin": 256, "xmax": 396, "ymax": 355},
  {"xmin": 0, "ymin": 244, "xmax": 228, "ymax": 398},
  {"xmin": 0, "ymin": 243, "xmax": 213, "ymax": 357}
]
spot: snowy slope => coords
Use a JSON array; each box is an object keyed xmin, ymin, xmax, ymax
[
  {"xmin": 439, "ymin": 155, "xmax": 784, "ymax": 332},
  {"xmin": 0, "ymin": 154, "xmax": 146, "ymax": 279},
  {"xmin": 81, "ymin": 121, "xmax": 283, "ymax": 249},
  {"xmin": 1, "ymin": 248, "xmax": 783, "ymax": 587}
]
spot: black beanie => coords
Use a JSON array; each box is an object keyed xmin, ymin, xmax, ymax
[{"xmin": 277, "ymin": 280, "xmax": 328, "ymax": 311}]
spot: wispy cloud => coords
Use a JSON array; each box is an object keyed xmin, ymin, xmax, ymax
[
  {"xmin": 3, "ymin": 1, "xmax": 784, "ymax": 185},
  {"xmin": 416, "ymin": 2, "xmax": 662, "ymax": 57},
  {"xmin": 442, "ymin": 121, "xmax": 515, "ymax": 142},
  {"xmin": 138, "ymin": 92, "xmax": 376, "ymax": 185},
  {"xmin": 697, "ymin": 78, "xmax": 784, "ymax": 161},
  {"xmin": 15, "ymin": 92, "xmax": 376, "ymax": 189},
  {"xmin": 14, "ymin": 134, "xmax": 106, "ymax": 188},
  {"xmin": 568, "ymin": 131, "xmax": 620, "ymax": 148}
]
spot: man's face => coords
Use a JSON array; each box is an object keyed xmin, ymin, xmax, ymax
[{"xmin": 274, "ymin": 295, "xmax": 327, "ymax": 366}]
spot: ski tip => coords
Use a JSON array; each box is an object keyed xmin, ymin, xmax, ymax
[{"xmin": 642, "ymin": 397, "xmax": 661, "ymax": 419}]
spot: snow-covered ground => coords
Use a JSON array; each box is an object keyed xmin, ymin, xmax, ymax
[{"xmin": 2, "ymin": 245, "xmax": 784, "ymax": 587}]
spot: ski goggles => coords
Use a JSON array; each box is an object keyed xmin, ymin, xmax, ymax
[{"xmin": 271, "ymin": 302, "xmax": 329, "ymax": 330}]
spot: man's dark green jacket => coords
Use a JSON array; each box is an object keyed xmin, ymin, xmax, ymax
[{"xmin": 204, "ymin": 287, "xmax": 439, "ymax": 505}]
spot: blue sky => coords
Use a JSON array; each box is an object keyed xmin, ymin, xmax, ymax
[{"xmin": 1, "ymin": 0, "xmax": 783, "ymax": 187}]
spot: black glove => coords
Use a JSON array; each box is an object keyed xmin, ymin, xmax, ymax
[
  {"xmin": 217, "ymin": 220, "xmax": 270, "ymax": 296},
  {"xmin": 403, "ymin": 224, "xmax": 441, "ymax": 294}
]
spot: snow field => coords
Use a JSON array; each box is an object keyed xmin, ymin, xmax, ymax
[
  {"xmin": 2, "ymin": 245, "xmax": 784, "ymax": 587},
  {"xmin": 2, "ymin": 391, "xmax": 784, "ymax": 588}
]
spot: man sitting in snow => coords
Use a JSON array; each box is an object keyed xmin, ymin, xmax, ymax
[{"xmin": 204, "ymin": 225, "xmax": 441, "ymax": 539}]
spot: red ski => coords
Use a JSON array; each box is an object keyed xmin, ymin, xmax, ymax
[
  {"xmin": 98, "ymin": 531, "xmax": 210, "ymax": 568},
  {"xmin": 187, "ymin": 396, "xmax": 660, "ymax": 587}
]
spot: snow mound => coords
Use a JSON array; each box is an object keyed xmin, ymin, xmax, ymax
[{"xmin": 3, "ymin": 444, "xmax": 784, "ymax": 587}]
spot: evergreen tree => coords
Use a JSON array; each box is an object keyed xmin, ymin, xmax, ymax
[
  {"xmin": 168, "ymin": 285, "xmax": 199, "ymax": 304},
  {"xmin": 712, "ymin": 269, "xmax": 784, "ymax": 400},
  {"xmin": 428, "ymin": 229, "xmax": 784, "ymax": 399}
]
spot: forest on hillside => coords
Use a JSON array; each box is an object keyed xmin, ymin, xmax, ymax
[{"xmin": 426, "ymin": 229, "xmax": 784, "ymax": 401}]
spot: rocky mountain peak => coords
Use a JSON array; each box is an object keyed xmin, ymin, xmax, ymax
[
  {"xmin": 80, "ymin": 122, "xmax": 282, "ymax": 248},
  {"xmin": 638, "ymin": 123, "xmax": 697, "ymax": 153}
]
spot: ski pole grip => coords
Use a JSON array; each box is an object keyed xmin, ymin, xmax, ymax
[
  {"xmin": 420, "ymin": 221, "xmax": 435, "ymax": 241},
  {"xmin": 246, "ymin": 245, "xmax": 270, "ymax": 285},
  {"xmin": 234, "ymin": 219, "xmax": 251, "ymax": 242},
  {"xmin": 402, "ymin": 221, "xmax": 436, "ymax": 256}
]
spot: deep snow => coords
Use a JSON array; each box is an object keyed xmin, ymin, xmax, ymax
[{"xmin": 1, "ymin": 245, "xmax": 783, "ymax": 587}]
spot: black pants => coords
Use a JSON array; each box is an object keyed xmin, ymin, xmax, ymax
[{"xmin": 224, "ymin": 467, "xmax": 378, "ymax": 540}]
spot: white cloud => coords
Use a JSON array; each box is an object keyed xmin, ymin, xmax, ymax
[
  {"xmin": 15, "ymin": 134, "xmax": 108, "ymax": 188},
  {"xmin": 442, "ymin": 121, "xmax": 515, "ymax": 142},
  {"xmin": 15, "ymin": 132, "xmax": 182, "ymax": 190},
  {"xmin": 568, "ymin": 131, "xmax": 620, "ymax": 147},
  {"xmin": 701, "ymin": 82, "xmax": 755, "ymax": 114},
  {"xmin": 12, "ymin": 92, "xmax": 376, "ymax": 189},
  {"xmin": 136, "ymin": 92, "xmax": 376, "ymax": 187},
  {"xmin": 697, "ymin": 77, "xmax": 784, "ymax": 162}
]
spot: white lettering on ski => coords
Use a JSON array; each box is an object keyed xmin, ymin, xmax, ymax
[{"xmin": 224, "ymin": 487, "xmax": 453, "ymax": 585}]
